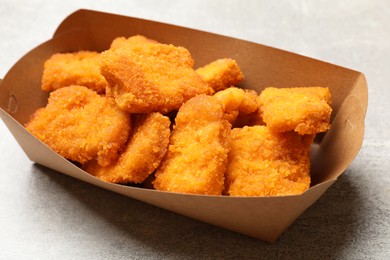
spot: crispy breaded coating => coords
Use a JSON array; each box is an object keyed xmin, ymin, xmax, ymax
[
  {"xmin": 258, "ymin": 87, "xmax": 332, "ymax": 135},
  {"xmin": 153, "ymin": 95, "xmax": 231, "ymax": 195},
  {"xmin": 225, "ymin": 126, "xmax": 313, "ymax": 196},
  {"xmin": 109, "ymin": 35, "xmax": 159, "ymax": 50},
  {"xmin": 83, "ymin": 113, "xmax": 171, "ymax": 184},
  {"xmin": 196, "ymin": 58, "xmax": 244, "ymax": 92},
  {"xmin": 213, "ymin": 87, "xmax": 259, "ymax": 125},
  {"xmin": 100, "ymin": 37, "xmax": 213, "ymax": 114},
  {"xmin": 25, "ymin": 85, "xmax": 131, "ymax": 166},
  {"xmin": 106, "ymin": 36, "xmax": 158, "ymax": 98},
  {"xmin": 42, "ymin": 51, "xmax": 107, "ymax": 93}
]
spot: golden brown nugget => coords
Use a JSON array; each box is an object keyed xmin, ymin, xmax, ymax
[
  {"xmin": 109, "ymin": 35, "xmax": 159, "ymax": 50},
  {"xmin": 100, "ymin": 38, "xmax": 213, "ymax": 114},
  {"xmin": 105, "ymin": 35, "xmax": 160, "ymax": 98},
  {"xmin": 196, "ymin": 58, "xmax": 244, "ymax": 92},
  {"xmin": 225, "ymin": 126, "xmax": 314, "ymax": 196},
  {"xmin": 213, "ymin": 87, "xmax": 259, "ymax": 125},
  {"xmin": 83, "ymin": 113, "xmax": 171, "ymax": 184},
  {"xmin": 25, "ymin": 85, "xmax": 131, "ymax": 166},
  {"xmin": 42, "ymin": 51, "xmax": 107, "ymax": 93},
  {"xmin": 153, "ymin": 95, "xmax": 231, "ymax": 195},
  {"xmin": 258, "ymin": 87, "xmax": 332, "ymax": 135}
]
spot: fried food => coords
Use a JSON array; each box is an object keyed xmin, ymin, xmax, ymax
[
  {"xmin": 29, "ymin": 33, "xmax": 335, "ymax": 197},
  {"xmin": 109, "ymin": 35, "xmax": 159, "ymax": 50},
  {"xmin": 100, "ymin": 37, "xmax": 213, "ymax": 114},
  {"xmin": 41, "ymin": 51, "xmax": 107, "ymax": 93},
  {"xmin": 25, "ymin": 85, "xmax": 131, "ymax": 166},
  {"xmin": 225, "ymin": 126, "xmax": 313, "ymax": 196},
  {"xmin": 213, "ymin": 86, "xmax": 259, "ymax": 125},
  {"xmin": 83, "ymin": 112, "xmax": 171, "ymax": 184},
  {"xmin": 258, "ymin": 87, "xmax": 332, "ymax": 135},
  {"xmin": 196, "ymin": 58, "xmax": 244, "ymax": 92},
  {"xmin": 153, "ymin": 95, "xmax": 231, "ymax": 195}
]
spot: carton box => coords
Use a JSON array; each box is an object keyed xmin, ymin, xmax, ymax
[{"xmin": 0, "ymin": 9, "xmax": 368, "ymax": 242}]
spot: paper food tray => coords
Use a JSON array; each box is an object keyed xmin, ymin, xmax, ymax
[{"xmin": 0, "ymin": 9, "xmax": 368, "ymax": 242}]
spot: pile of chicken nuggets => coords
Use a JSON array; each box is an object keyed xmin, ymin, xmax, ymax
[{"xmin": 25, "ymin": 35, "xmax": 332, "ymax": 197}]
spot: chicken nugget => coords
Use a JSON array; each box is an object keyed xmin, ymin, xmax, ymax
[
  {"xmin": 42, "ymin": 51, "xmax": 107, "ymax": 93},
  {"xmin": 153, "ymin": 95, "xmax": 231, "ymax": 195},
  {"xmin": 25, "ymin": 85, "xmax": 131, "ymax": 166},
  {"xmin": 196, "ymin": 58, "xmax": 244, "ymax": 92},
  {"xmin": 100, "ymin": 37, "xmax": 213, "ymax": 114},
  {"xmin": 213, "ymin": 87, "xmax": 259, "ymax": 125},
  {"xmin": 258, "ymin": 87, "xmax": 332, "ymax": 135},
  {"xmin": 109, "ymin": 35, "xmax": 159, "ymax": 50},
  {"xmin": 225, "ymin": 126, "xmax": 313, "ymax": 196},
  {"xmin": 83, "ymin": 113, "xmax": 171, "ymax": 184}
]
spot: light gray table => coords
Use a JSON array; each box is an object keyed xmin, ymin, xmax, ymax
[{"xmin": 1, "ymin": 1, "xmax": 389, "ymax": 259}]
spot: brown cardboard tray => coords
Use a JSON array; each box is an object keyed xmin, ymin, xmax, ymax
[{"xmin": 0, "ymin": 9, "xmax": 368, "ymax": 242}]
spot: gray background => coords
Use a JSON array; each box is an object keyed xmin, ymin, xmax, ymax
[{"xmin": 0, "ymin": 0, "xmax": 389, "ymax": 259}]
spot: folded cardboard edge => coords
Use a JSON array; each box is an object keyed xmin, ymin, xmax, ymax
[{"xmin": 311, "ymin": 73, "xmax": 367, "ymax": 184}]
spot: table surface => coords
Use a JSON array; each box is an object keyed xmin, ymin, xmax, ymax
[{"xmin": 1, "ymin": 1, "xmax": 389, "ymax": 259}]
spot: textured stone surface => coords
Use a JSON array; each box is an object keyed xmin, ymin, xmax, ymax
[{"xmin": 1, "ymin": 1, "xmax": 389, "ymax": 259}]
